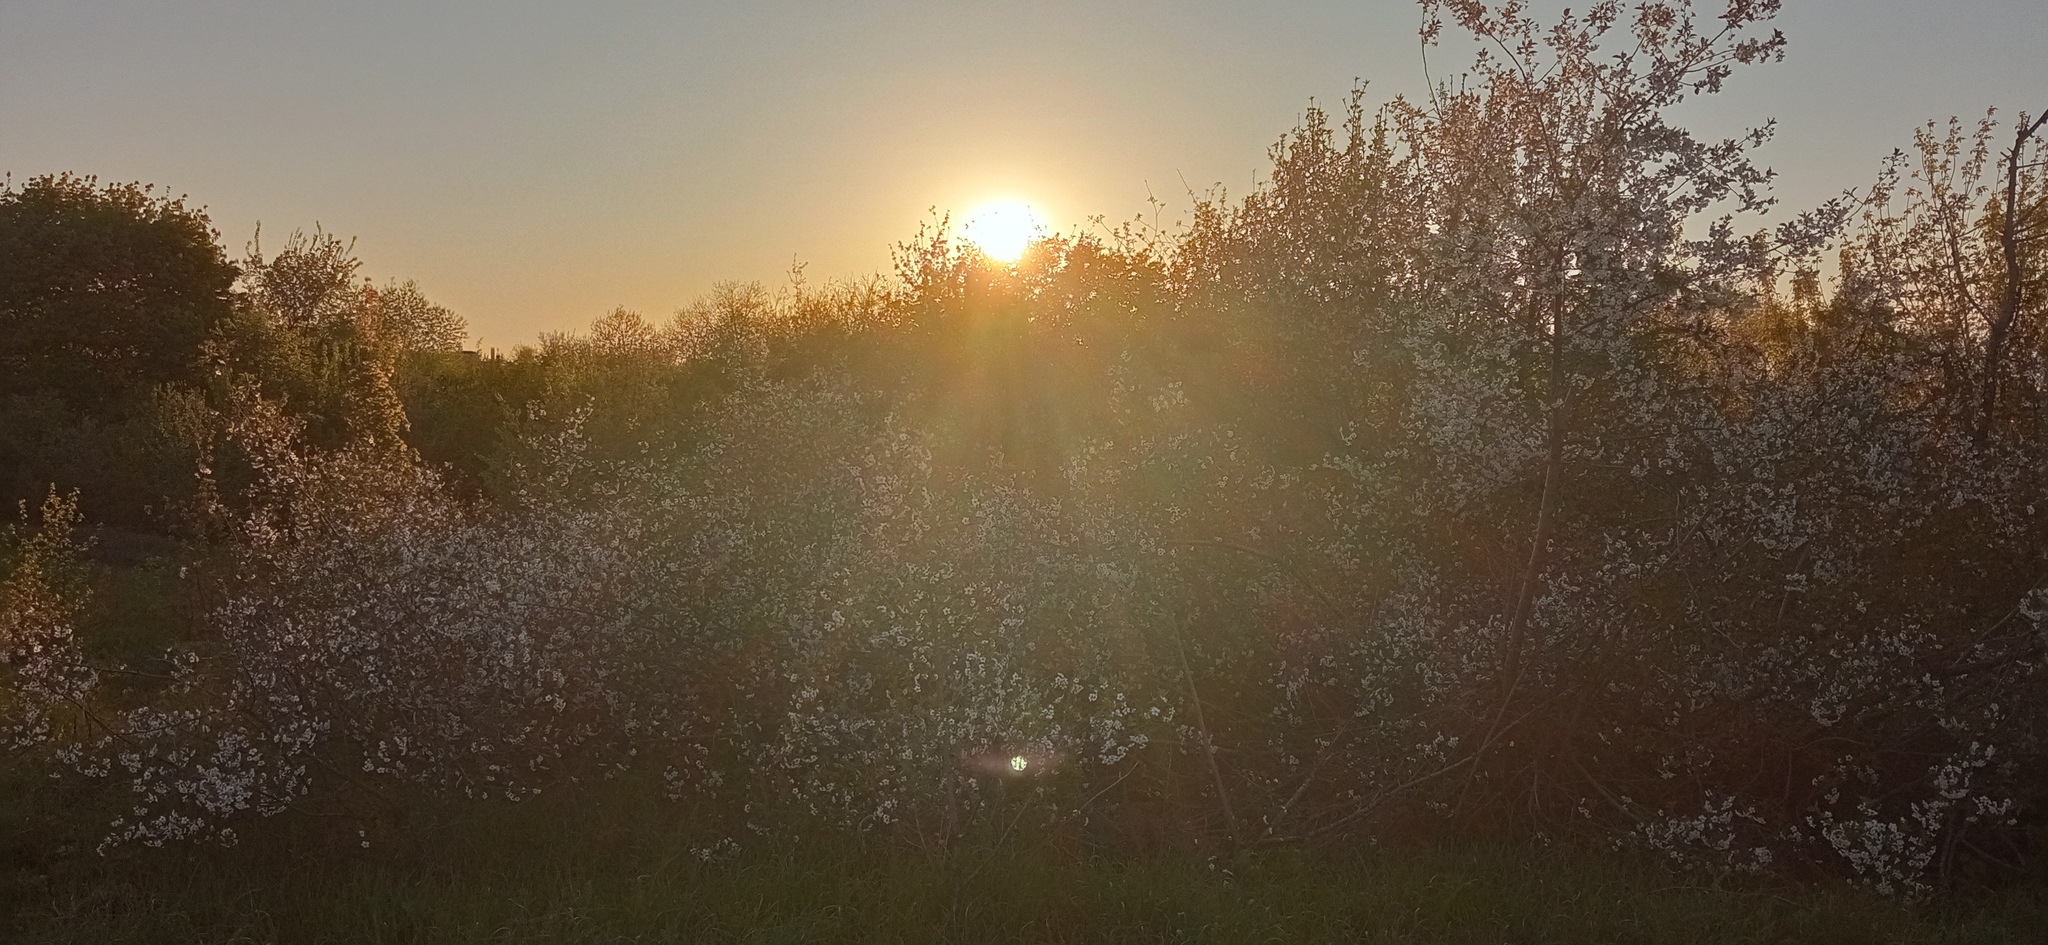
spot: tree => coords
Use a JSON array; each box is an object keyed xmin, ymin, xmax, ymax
[
  {"xmin": 239, "ymin": 226, "xmax": 361, "ymax": 335},
  {"xmin": 1975, "ymin": 110, "xmax": 2047, "ymax": 448},
  {"xmin": 1398, "ymin": 0, "xmax": 1796, "ymax": 685},
  {"xmin": 227, "ymin": 227, "xmax": 435, "ymax": 454},
  {"xmin": 0, "ymin": 174, "xmax": 237, "ymax": 415},
  {"xmin": 0, "ymin": 175, "xmax": 239, "ymax": 526},
  {"xmin": 368, "ymin": 279, "xmax": 469, "ymax": 353}
]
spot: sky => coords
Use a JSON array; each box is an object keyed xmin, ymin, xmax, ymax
[{"xmin": 2, "ymin": 1, "xmax": 2043, "ymax": 345}]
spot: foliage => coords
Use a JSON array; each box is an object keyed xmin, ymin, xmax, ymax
[
  {"xmin": 0, "ymin": 176, "xmax": 239, "ymax": 528},
  {"xmin": 5, "ymin": 0, "xmax": 2048, "ymax": 905},
  {"xmin": 0, "ymin": 174, "xmax": 237, "ymax": 415},
  {"xmin": 1, "ymin": 490, "xmax": 95, "ymax": 754}
]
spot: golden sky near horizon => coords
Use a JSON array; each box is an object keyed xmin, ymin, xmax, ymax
[{"xmin": 3, "ymin": 0, "xmax": 2044, "ymax": 345}]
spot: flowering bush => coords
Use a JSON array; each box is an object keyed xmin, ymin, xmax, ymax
[
  {"xmin": 1, "ymin": 490, "xmax": 96, "ymax": 752},
  {"xmin": 15, "ymin": 0, "xmax": 2047, "ymax": 898}
]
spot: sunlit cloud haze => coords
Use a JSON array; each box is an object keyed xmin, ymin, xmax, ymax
[{"xmin": 2, "ymin": 0, "xmax": 2042, "ymax": 343}]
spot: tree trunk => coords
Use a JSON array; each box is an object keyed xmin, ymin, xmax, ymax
[{"xmin": 1971, "ymin": 111, "xmax": 2046, "ymax": 450}]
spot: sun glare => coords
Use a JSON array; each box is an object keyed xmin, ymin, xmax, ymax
[{"xmin": 960, "ymin": 200, "xmax": 1045, "ymax": 263}]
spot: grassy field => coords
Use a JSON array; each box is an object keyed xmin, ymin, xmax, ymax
[{"xmin": 6, "ymin": 782, "xmax": 2044, "ymax": 945}]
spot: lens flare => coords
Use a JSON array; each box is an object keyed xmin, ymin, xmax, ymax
[{"xmin": 961, "ymin": 200, "xmax": 1045, "ymax": 263}]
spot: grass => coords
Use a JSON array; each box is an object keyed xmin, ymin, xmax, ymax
[{"xmin": 5, "ymin": 786, "xmax": 2044, "ymax": 944}]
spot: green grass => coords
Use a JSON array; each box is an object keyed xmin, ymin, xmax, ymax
[{"xmin": 6, "ymin": 789, "xmax": 2043, "ymax": 945}]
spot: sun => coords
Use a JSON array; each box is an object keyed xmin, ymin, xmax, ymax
[{"xmin": 960, "ymin": 199, "xmax": 1045, "ymax": 263}]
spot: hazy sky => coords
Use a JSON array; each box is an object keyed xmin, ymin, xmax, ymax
[{"xmin": 2, "ymin": 1, "xmax": 2043, "ymax": 344}]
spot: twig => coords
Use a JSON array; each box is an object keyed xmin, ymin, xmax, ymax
[{"xmin": 1173, "ymin": 615, "xmax": 1242, "ymax": 850}]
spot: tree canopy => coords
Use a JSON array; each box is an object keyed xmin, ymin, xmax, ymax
[{"xmin": 0, "ymin": 174, "xmax": 237, "ymax": 416}]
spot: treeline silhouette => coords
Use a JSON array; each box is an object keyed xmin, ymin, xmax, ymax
[{"xmin": 4, "ymin": 1, "xmax": 2045, "ymax": 897}]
